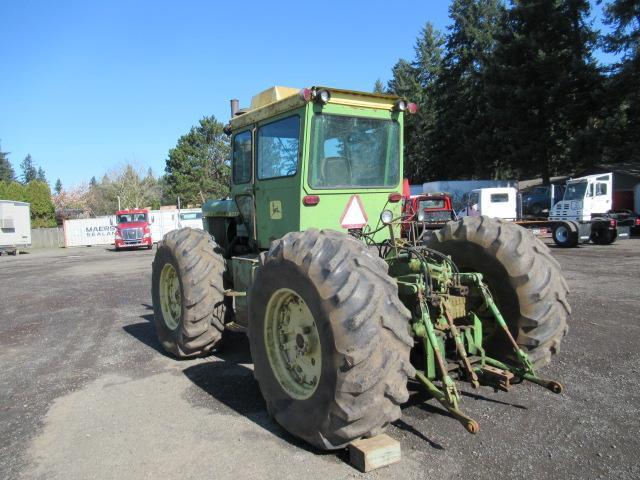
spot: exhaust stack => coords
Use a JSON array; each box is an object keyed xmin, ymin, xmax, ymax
[{"xmin": 230, "ymin": 99, "xmax": 239, "ymax": 118}]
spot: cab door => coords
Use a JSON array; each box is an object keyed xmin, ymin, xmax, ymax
[
  {"xmin": 253, "ymin": 112, "xmax": 303, "ymax": 249},
  {"xmin": 230, "ymin": 128, "xmax": 256, "ymax": 240},
  {"xmin": 592, "ymin": 174, "xmax": 612, "ymax": 215}
]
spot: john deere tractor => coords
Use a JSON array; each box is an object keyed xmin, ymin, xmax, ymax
[{"xmin": 151, "ymin": 86, "xmax": 569, "ymax": 449}]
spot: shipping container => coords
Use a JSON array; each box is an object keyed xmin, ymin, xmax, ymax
[{"xmin": 63, "ymin": 216, "xmax": 117, "ymax": 247}]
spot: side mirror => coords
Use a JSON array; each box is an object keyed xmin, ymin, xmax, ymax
[{"xmin": 109, "ymin": 218, "xmax": 114, "ymax": 226}]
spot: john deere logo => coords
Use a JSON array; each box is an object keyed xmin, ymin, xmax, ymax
[{"xmin": 269, "ymin": 200, "xmax": 282, "ymax": 220}]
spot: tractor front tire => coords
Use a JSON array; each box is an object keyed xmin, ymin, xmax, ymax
[
  {"xmin": 248, "ymin": 229, "xmax": 415, "ymax": 450},
  {"xmin": 151, "ymin": 228, "xmax": 226, "ymax": 358},
  {"xmin": 427, "ymin": 216, "xmax": 570, "ymax": 368}
]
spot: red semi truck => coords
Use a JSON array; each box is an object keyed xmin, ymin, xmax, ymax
[{"xmin": 114, "ymin": 209, "xmax": 153, "ymax": 250}]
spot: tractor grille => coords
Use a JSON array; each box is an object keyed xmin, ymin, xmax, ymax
[{"xmin": 122, "ymin": 228, "xmax": 143, "ymax": 241}]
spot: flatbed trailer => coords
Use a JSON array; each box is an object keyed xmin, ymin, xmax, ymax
[{"xmin": 514, "ymin": 217, "xmax": 628, "ymax": 247}]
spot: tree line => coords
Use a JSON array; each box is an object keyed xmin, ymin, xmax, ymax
[
  {"xmin": 0, "ymin": 146, "xmax": 56, "ymax": 227},
  {"xmin": 380, "ymin": 0, "xmax": 639, "ymax": 184}
]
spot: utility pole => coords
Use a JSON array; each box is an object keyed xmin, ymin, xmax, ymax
[{"xmin": 117, "ymin": 195, "xmax": 121, "ymax": 210}]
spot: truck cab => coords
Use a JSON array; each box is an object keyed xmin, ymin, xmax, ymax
[
  {"xmin": 458, "ymin": 187, "xmax": 518, "ymax": 220},
  {"xmin": 549, "ymin": 173, "xmax": 612, "ymax": 222},
  {"xmin": 114, "ymin": 209, "xmax": 153, "ymax": 250}
]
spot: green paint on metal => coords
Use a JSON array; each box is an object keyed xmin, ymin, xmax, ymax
[
  {"xmin": 263, "ymin": 288, "xmax": 322, "ymax": 400},
  {"xmin": 202, "ymin": 198, "xmax": 238, "ymax": 218},
  {"xmin": 230, "ymin": 255, "xmax": 260, "ymax": 326},
  {"xmin": 159, "ymin": 263, "xmax": 181, "ymax": 330}
]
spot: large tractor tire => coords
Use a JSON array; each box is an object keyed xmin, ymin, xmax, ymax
[
  {"xmin": 151, "ymin": 228, "xmax": 226, "ymax": 358},
  {"xmin": 248, "ymin": 229, "xmax": 415, "ymax": 450},
  {"xmin": 427, "ymin": 216, "xmax": 570, "ymax": 368}
]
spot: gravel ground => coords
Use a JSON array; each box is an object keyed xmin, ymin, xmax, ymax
[{"xmin": 0, "ymin": 239, "xmax": 638, "ymax": 480}]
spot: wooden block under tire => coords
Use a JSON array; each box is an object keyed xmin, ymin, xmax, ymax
[{"xmin": 348, "ymin": 434, "xmax": 401, "ymax": 472}]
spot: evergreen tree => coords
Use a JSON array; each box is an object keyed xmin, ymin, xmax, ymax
[
  {"xmin": 55, "ymin": 178, "xmax": 62, "ymax": 194},
  {"xmin": 388, "ymin": 23, "xmax": 446, "ymax": 183},
  {"xmin": 90, "ymin": 176, "xmax": 98, "ymax": 187},
  {"xmin": 373, "ymin": 79, "xmax": 386, "ymax": 94},
  {"xmin": 431, "ymin": 0, "xmax": 505, "ymax": 179},
  {"xmin": 20, "ymin": 154, "xmax": 37, "ymax": 184},
  {"xmin": 25, "ymin": 181, "xmax": 56, "ymax": 227},
  {"xmin": 164, "ymin": 115, "xmax": 230, "ymax": 205},
  {"xmin": 36, "ymin": 166, "xmax": 47, "ymax": 183},
  {"xmin": 601, "ymin": 0, "xmax": 640, "ymax": 163},
  {"xmin": 487, "ymin": 0, "xmax": 602, "ymax": 182},
  {"xmin": 0, "ymin": 143, "xmax": 15, "ymax": 182}
]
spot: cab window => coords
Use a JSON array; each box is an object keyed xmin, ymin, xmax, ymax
[
  {"xmin": 232, "ymin": 130, "xmax": 252, "ymax": 184},
  {"xmin": 490, "ymin": 193, "xmax": 509, "ymax": 203},
  {"xmin": 596, "ymin": 183, "xmax": 608, "ymax": 196},
  {"xmin": 257, "ymin": 115, "xmax": 300, "ymax": 180}
]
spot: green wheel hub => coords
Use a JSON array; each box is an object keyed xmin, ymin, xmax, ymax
[
  {"xmin": 159, "ymin": 263, "xmax": 182, "ymax": 330},
  {"xmin": 264, "ymin": 288, "xmax": 322, "ymax": 400}
]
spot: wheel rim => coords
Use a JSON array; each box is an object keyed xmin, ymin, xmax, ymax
[
  {"xmin": 159, "ymin": 263, "xmax": 181, "ymax": 330},
  {"xmin": 556, "ymin": 226, "xmax": 568, "ymax": 243},
  {"xmin": 264, "ymin": 288, "xmax": 322, "ymax": 400}
]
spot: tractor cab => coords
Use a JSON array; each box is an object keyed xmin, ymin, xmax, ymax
[{"xmin": 203, "ymin": 86, "xmax": 416, "ymax": 252}]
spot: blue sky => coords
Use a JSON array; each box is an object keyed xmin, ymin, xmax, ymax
[{"xmin": 0, "ymin": 0, "xmax": 615, "ymax": 188}]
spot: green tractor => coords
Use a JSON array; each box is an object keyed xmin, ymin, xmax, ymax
[{"xmin": 151, "ymin": 86, "xmax": 569, "ymax": 449}]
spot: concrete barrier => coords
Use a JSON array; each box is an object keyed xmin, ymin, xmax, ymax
[{"xmin": 31, "ymin": 227, "xmax": 65, "ymax": 249}]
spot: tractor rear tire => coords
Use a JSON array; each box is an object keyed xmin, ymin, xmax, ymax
[
  {"xmin": 248, "ymin": 229, "xmax": 415, "ymax": 450},
  {"xmin": 427, "ymin": 216, "xmax": 570, "ymax": 368},
  {"xmin": 151, "ymin": 228, "xmax": 226, "ymax": 358}
]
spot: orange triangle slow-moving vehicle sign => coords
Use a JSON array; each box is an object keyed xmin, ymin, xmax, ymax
[{"xmin": 340, "ymin": 195, "xmax": 368, "ymax": 229}]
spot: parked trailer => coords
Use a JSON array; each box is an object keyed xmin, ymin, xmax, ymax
[
  {"xmin": 0, "ymin": 200, "xmax": 31, "ymax": 255},
  {"xmin": 457, "ymin": 173, "xmax": 629, "ymax": 247}
]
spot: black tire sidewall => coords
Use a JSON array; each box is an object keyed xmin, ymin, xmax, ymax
[
  {"xmin": 151, "ymin": 244, "xmax": 184, "ymax": 356},
  {"xmin": 248, "ymin": 259, "xmax": 339, "ymax": 444}
]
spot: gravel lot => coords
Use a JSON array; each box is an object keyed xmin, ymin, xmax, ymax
[{"xmin": 1, "ymin": 239, "xmax": 639, "ymax": 480}]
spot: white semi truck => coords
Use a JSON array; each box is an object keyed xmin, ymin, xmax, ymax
[
  {"xmin": 458, "ymin": 173, "xmax": 629, "ymax": 247},
  {"xmin": 0, "ymin": 200, "xmax": 32, "ymax": 255}
]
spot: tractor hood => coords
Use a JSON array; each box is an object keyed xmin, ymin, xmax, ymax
[{"xmin": 202, "ymin": 198, "xmax": 239, "ymax": 218}]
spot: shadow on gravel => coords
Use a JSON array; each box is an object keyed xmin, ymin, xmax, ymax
[
  {"xmin": 122, "ymin": 313, "xmax": 164, "ymax": 355},
  {"xmin": 460, "ymin": 390, "xmax": 527, "ymax": 409},
  {"xmin": 392, "ymin": 418, "xmax": 444, "ymax": 450},
  {"xmin": 182, "ymin": 333, "xmax": 333, "ymax": 457}
]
